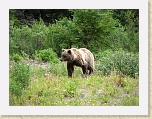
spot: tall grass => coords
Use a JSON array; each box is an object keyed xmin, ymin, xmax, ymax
[{"xmin": 9, "ymin": 60, "xmax": 139, "ymax": 106}]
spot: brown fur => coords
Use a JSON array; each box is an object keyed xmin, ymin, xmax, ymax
[{"xmin": 59, "ymin": 48, "xmax": 94, "ymax": 78}]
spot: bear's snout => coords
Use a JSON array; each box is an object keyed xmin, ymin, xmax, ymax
[{"xmin": 59, "ymin": 58, "xmax": 63, "ymax": 61}]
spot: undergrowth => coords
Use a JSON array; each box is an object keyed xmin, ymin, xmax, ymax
[{"xmin": 9, "ymin": 61, "xmax": 139, "ymax": 106}]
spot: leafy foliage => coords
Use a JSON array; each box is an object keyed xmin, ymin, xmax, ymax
[
  {"xmin": 33, "ymin": 48, "xmax": 59, "ymax": 63},
  {"xmin": 72, "ymin": 9, "xmax": 118, "ymax": 52},
  {"xmin": 112, "ymin": 9, "xmax": 139, "ymax": 52},
  {"xmin": 11, "ymin": 53, "xmax": 22, "ymax": 62},
  {"xmin": 9, "ymin": 9, "xmax": 139, "ymax": 57},
  {"xmin": 9, "ymin": 10, "xmax": 22, "ymax": 28},
  {"xmin": 48, "ymin": 17, "xmax": 80, "ymax": 56},
  {"xmin": 9, "ymin": 62, "xmax": 30, "ymax": 97},
  {"xmin": 9, "ymin": 18, "xmax": 49, "ymax": 56},
  {"xmin": 96, "ymin": 49, "xmax": 139, "ymax": 77}
]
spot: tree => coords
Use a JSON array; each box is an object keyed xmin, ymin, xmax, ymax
[
  {"xmin": 13, "ymin": 9, "xmax": 73, "ymax": 26},
  {"xmin": 72, "ymin": 9, "xmax": 118, "ymax": 52},
  {"xmin": 48, "ymin": 17, "xmax": 81, "ymax": 56},
  {"xmin": 112, "ymin": 10, "xmax": 139, "ymax": 52}
]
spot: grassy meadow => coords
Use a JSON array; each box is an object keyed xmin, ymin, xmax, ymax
[{"xmin": 9, "ymin": 60, "xmax": 139, "ymax": 106}]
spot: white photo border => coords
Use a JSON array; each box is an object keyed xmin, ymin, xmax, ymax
[{"xmin": 0, "ymin": 0, "xmax": 148, "ymax": 115}]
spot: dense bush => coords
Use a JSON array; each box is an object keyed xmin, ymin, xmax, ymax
[
  {"xmin": 96, "ymin": 50, "xmax": 139, "ymax": 78},
  {"xmin": 47, "ymin": 17, "xmax": 81, "ymax": 56},
  {"xmin": 33, "ymin": 48, "xmax": 59, "ymax": 63},
  {"xmin": 9, "ymin": 62, "xmax": 30, "ymax": 97},
  {"xmin": 9, "ymin": 18, "xmax": 49, "ymax": 56},
  {"xmin": 11, "ymin": 53, "xmax": 22, "ymax": 62},
  {"xmin": 106, "ymin": 25, "xmax": 138, "ymax": 53}
]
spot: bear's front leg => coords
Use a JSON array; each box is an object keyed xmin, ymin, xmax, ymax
[{"xmin": 67, "ymin": 62, "xmax": 74, "ymax": 78}]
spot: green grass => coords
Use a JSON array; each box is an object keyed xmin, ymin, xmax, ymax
[{"xmin": 9, "ymin": 61, "xmax": 139, "ymax": 106}]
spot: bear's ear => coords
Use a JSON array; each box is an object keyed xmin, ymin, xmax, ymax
[
  {"xmin": 62, "ymin": 49, "xmax": 65, "ymax": 52},
  {"xmin": 68, "ymin": 50, "xmax": 71, "ymax": 54}
]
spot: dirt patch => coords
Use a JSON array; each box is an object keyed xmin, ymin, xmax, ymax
[
  {"xmin": 9, "ymin": 60, "xmax": 51, "ymax": 70},
  {"xmin": 23, "ymin": 60, "xmax": 51, "ymax": 69}
]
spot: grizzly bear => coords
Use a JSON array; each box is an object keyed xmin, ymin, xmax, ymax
[{"xmin": 59, "ymin": 48, "xmax": 94, "ymax": 78}]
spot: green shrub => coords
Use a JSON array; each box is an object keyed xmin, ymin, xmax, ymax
[
  {"xmin": 9, "ymin": 62, "xmax": 30, "ymax": 97},
  {"xmin": 9, "ymin": 18, "xmax": 49, "ymax": 57},
  {"xmin": 33, "ymin": 48, "xmax": 59, "ymax": 63},
  {"xmin": 9, "ymin": 79, "xmax": 23, "ymax": 97},
  {"xmin": 20, "ymin": 50, "xmax": 29, "ymax": 60},
  {"xmin": 12, "ymin": 53, "xmax": 22, "ymax": 62},
  {"xmin": 96, "ymin": 49, "xmax": 139, "ymax": 77}
]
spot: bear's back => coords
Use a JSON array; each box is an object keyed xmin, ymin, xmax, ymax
[{"xmin": 79, "ymin": 48, "xmax": 94, "ymax": 69}]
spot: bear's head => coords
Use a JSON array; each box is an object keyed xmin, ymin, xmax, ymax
[{"xmin": 60, "ymin": 49, "xmax": 75, "ymax": 62}]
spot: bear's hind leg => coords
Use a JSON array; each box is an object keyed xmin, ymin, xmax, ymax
[
  {"xmin": 88, "ymin": 66, "xmax": 93, "ymax": 75},
  {"xmin": 82, "ymin": 65, "xmax": 89, "ymax": 78}
]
